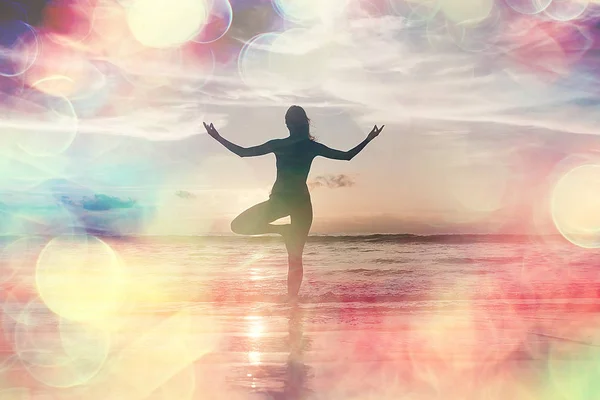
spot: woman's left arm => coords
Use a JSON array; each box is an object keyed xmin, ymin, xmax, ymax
[{"xmin": 315, "ymin": 125, "xmax": 384, "ymax": 161}]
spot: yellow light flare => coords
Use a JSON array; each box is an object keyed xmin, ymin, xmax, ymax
[
  {"xmin": 0, "ymin": 388, "xmax": 31, "ymax": 400},
  {"xmin": 115, "ymin": 255, "xmax": 198, "ymax": 308},
  {"xmin": 249, "ymin": 267, "xmax": 265, "ymax": 281},
  {"xmin": 127, "ymin": 0, "xmax": 208, "ymax": 48},
  {"xmin": 87, "ymin": 0, "xmax": 136, "ymax": 57},
  {"xmin": 551, "ymin": 164, "xmax": 600, "ymax": 248},
  {"xmin": 144, "ymin": 363, "xmax": 196, "ymax": 400},
  {"xmin": 474, "ymin": 373, "xmax": 539, "ymax": 400},
  {"xmin": 23, "ymin": 36, "xmax": 90, "ymax": 97},
  {"xmin": 35, "ymin": 235, "xmax": 125, "ymax": 325},
  {"xmin": 30, "ymin": 59, "xmax": 108, "ymax": 101},
  {"xmin": 248, "ymin": 351, "xmax": 261, "ymax": 365},
  {"xmin": 248, "ymin": 317, "xmax": 264, "ymax": 338},
  {"xmin": 84, "ymin": 310, "xmax": 218, "ymax": 400},
  {"xmin": 30, "ymin": 75, "xmax": 76, "ymax": 97},
  {"xmin": 273, "ymin": 0, "xmax": 350, "ymax": 25},
  {"xmin": 13, "ymin": 298, "xmax": 110, "ymax": 388},
  {"xmin": 439, "ymin": 0, "xmax": 493, "ymax": 24}
]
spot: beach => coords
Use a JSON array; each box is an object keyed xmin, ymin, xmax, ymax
[
  {"xmin": 0, "ymin": 0, "xmax": 598, "ymax": 397},
  {"xmin": 1, "ymin": 234, "xmax": 600, "ymax": 399}
]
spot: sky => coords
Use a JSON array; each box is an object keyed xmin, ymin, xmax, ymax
[{"xmin": 0, "ymin": 0, "xmax": 600, "ymax": 237}]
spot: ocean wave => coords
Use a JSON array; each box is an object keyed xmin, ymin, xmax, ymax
[
  {"xmin": 309, "ymin": 234, "xmax": 535, "ymax": 244},
  {"xmin": 72, "ymin": 233, "xmax": 559, "ymax": 245},
  {"xmin": 202, "ymin": 291, "xmax": 425, "ymax": 305},
  {"xmin": 441, "ymin": 256, "xmax": 524, "ymax": 265},
  {"xmin": 194, "ymin": 291, "xmax": 600, "ymax": 308},
  {"xmin": 374, "ymin": 258, "xmax": 410, "ymax": 264},
  {"xmin": 322, "ymin": 268, "xmax": 413, "ymax": 277}
]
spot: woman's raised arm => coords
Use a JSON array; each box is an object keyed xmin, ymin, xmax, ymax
[
  {"xmin": 204, "ymin": 122, "xmax": 278, "ymax": 157},
  {"xmin": 316, "ymin": 125, "xmax": 384, "ymax": 161}
]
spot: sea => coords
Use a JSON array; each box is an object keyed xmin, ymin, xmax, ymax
[{"xmin": 1, "ymin": 234, "xmax": 600, "ymax": 399}]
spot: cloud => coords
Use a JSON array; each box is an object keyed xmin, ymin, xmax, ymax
[
  {"xmin": 309, "ymin": 174, "xmax": 355, "ymax": 190},
  {"xmin": 175, "ymin": 190, "xmax": 197, "ymax": 199},
  {"xmin": 1, "ymin": 0, "xmax": 598, "ymax": 154},
  {"xmin": 200, "ymin": 12, "xmax": 600, "ymax": 137},
  {"xmin": 78, "ymin": 194, "xmax": 136, "ymax": 211}
]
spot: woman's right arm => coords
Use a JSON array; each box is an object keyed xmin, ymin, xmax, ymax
[
  {"xmin": 316, "ymin": 125, "xmax": 384, "ymax": 161},
  {"xmin": 204, "ymin": 122, "xmax": 277, "ymax": 157}
]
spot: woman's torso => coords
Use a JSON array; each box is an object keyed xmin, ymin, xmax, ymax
[{"xmin": 271, "ymin": 138, "xmax": 318, "ymax": 196}]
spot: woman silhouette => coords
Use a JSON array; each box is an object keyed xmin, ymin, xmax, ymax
[{"xmin": 204, "ymin": 106, "xmax": 384, "ymax": 300}]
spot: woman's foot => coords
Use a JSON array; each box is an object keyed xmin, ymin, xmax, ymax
[{"xmin": 286, "ymin": 293, "xmax": 300, "ymax": 305}]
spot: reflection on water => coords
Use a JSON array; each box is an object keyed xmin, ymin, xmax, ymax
[
  {"xmin": 240, "ymin": 304, "xmax": 312, "ymax": 399},
  {"xmin": 283, "ymin": 304, "xmax": 310, "ymax": 400}
]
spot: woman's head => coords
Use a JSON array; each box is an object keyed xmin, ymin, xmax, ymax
[{"xmin": 285, "ymin": 105, "xmax": 314, "ymax": 140}]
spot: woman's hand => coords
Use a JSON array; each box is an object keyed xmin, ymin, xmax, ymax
[
  {"xmin": 367, "ymin": 124, "xmax": 384, "ymax": 141},
  {"xmin": 203, "ymin": 122, "xmax": 220, "ymax": 139}
]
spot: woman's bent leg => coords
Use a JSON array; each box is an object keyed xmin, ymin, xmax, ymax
[{"xmin": 231, "ymin": 199, "xmax": 288, "ymax": 235}]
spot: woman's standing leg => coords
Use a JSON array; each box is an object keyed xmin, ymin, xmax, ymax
[{"xmin": 286, "ymin": 198, "xmax": 313, "ymax": 299}]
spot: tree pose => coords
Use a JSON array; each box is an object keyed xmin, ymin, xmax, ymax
[{"xmin": 204, "ymin": 105, "xmax": 384, "ymax": 300}]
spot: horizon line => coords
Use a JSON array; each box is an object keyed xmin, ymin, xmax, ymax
[{"xmin": 0, "ymin": 232, "xmax": 565, "ymax": 238}]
